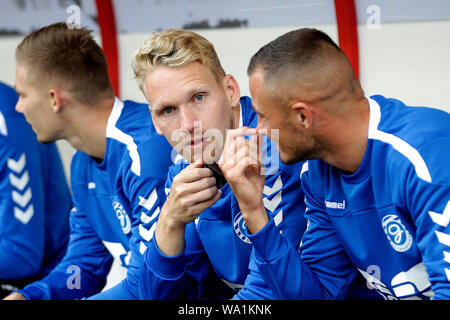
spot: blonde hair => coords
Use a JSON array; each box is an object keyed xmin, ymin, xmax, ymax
[{"xmin": 132, "ymin": 29, "xmax": 226, "ymax": 97}]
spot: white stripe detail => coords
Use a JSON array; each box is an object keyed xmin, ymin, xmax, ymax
[
  {"xmin": 435, "ymin": 230, "xmax": 450, "ymax": 247},
  {"xmin": 0, "ymin": 111, "xmax": 7, "ymax": 136},
  {"xmin": 428, "ymin": 201, "xmax": 450, "ymax": 228},
  {"xmin": 14, "ymin": 205, "xmax": 34, "ymax": 224},
  {"xmin": 445, "ymin": 268, "xmax": 450, "ymax": 282},
  {"xmin": 138, "ymin": 188, "xmax": 157, "ymax": 210},
  {"xmin": 12, "ymin": 187, "xmax": 32, "ymax": 208},
  {"xmin": 7, "ymin": 153, "xmax": 26, "ymax": 174},
  {"xmin": 106, "ymin": 98, "xmax": 141, "ymax": 176},
  {"xmin": 263, "ymin": 191, "xmax": 282, "ymax": 213},
  {"xmin": 139, "ymin": 223, "xmax": 156, "ymax": 242},
  {"xmin": 300, "ymin": 161, "xmax": 309, "ymax": 178},
  {"xmin": 140, "ymin": 206, "xmax": 160, "ymax": 224},
  {"xmin": 367, "ymin": 98, "xmax": 432, "ymax": 183},
  {"xmin": 238, "ymin": 102, "xmax": 243, "ymax": 128},
  {"xmin": 274, "ymin": 209, "xmax": 283, "ymax": 227},
  {"xmin": 139, "ymin": 241, "xmax": 147, "ymax": 255},
  {"xmin": 443, "ymin": 251, "xmax": 450, "ymax": 264},
  {"xmin": 9, "ymin": 171, "xmax": 29, "ymax": 191},
  {"xmin": 263, "ymin": 176, "xmax": 282, "ymax": 196},
  {"xmin": 102, "ymin": 241, "xmax": 127, "ymax": 260}
]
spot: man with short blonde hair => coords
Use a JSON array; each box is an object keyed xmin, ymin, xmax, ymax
[{"xmin": 132, "ymin": 29, "xmax": 308, "ymax": 300}]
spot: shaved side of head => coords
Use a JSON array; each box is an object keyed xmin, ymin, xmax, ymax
[{"xmin": 248, "ymin": 28, "xmax": 364, "ymax": 114}]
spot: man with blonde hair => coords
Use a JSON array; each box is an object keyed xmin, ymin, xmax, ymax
[
  {"xmin": 132, "ymin": 29, "xmax": 308, "ymax": 299},
  {"xmin": 6, "ymin": 22, "xmax": 173, "ymax": 300}
]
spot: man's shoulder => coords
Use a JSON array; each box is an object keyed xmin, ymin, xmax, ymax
[{"xmin": 370, "ymin": 95, "xmax": 450, "ymax": 184}]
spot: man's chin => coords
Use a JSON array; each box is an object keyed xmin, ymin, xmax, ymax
[
  {"xmin": 36, "ymin": 137, "xmax": 55, "ymax": 145},
  {"xmin": 279, "ymin": 151, "xmax": 308, "ymax": 165}
]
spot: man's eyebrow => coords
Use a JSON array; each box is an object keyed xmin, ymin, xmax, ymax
[{"xmin": 150, "ymin": 84, "xmax": 210, "ymax": 111}]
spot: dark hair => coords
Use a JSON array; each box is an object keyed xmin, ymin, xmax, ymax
[
  {"xmin": 16, "ymin": 22, "xmax": 113, "ymax": 104},
  {"xmin": 247, "ymin": 28, "xmax": 343, "ymax": 81}
]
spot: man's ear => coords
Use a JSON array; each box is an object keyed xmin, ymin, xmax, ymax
[
  {"xmin": 223, "ymin": 74, "xmax": 241, "ymax": 108},
  {"xmin": 49, "ymin": 88, "xmax": 64, "ymax": 113},
  {"xmin": 148, "ymin": 106, "xmax": 163, "ymax": 135},
  {"xmin": 291, "ymin": 102, "xmax": 313, "ymax": 130}
]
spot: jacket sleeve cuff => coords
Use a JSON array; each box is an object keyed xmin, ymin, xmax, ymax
[
  {"xmin": 246, "ymin": 218, "xmax": 290, "ymax": 262},
  {"xmin": 144, "ymin": 239, "xmax": 187, "ymax": 280},
  {"xmin": 15, "ymin": 286, "xmax": 45, "ymax": 300}
]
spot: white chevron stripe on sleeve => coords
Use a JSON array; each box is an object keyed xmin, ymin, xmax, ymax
[
  {"xmin": 7, "ymin": 153, "xmax": 26, "ymax": 174},
  {"xmin": 263, "ymin": 191, "xmax": 282, "ymax": 213},
  {"xmin": 138, "ymin": 188, "xmax": 157, "ymax": 211},
  {"xmin": 435, "ymin": 230, "xmax": 450, "ymax": 247},
  {"xmin": 9, "ymin": 171, "xmax": 30, "ymax": 191},
  {"xmin": 14, "ymin": 205, "xmax": 34, "ymax": 224},
  {"xmin": 139, "ymin": 222, "xmax": 156, "ymax": 242},
  {"xmin": 11, "ymin": 187, "xmax": 32, "ymax": 208},
  {"xmin": 428, "ymin": 201, "xmax": 450, "ymax": 228},
  {"xmin": 263, "ymin": 176, "xmax": 282, "ymax": 196},
  {"xmin": 140, "ymin": 206, "xmax": 160, "ymax": 224}
]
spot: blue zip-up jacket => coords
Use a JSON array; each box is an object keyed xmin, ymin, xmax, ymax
[
  {"xmin": 0, "ymin": 82, "xmax": 71, "ymax": 281},
  {"xmin": 246, "ymin": 96, "xmax": 450, "ymax": 300}
]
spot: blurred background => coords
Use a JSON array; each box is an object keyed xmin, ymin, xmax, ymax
[{"xmin": 1, "ymin": 0, "xmax": 450, "ymax": 197}]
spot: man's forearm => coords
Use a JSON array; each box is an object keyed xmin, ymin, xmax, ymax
[{"xmin": 154, "ymin": 213, "xmax": 187, "ymax": 256}]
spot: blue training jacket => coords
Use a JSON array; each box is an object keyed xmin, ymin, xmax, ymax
[
  {"xmin": 18, "ymin": 98, "xmax": 173, "ymax": 299},
  {"xmin": 0, "ymin": 82, "xmax": 71, "ymax": 281},
  {"xmin": 247, "ymin": 95, "xmax": 450, "ymax": 300}
]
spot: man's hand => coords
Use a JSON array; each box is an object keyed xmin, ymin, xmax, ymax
[
  {"xmin": 155, "ymin": 160, "xmax": 222, "ymax": 256},
  {"xmin": 219, "ymin": 127, "xmax": 269, "ymax": 234},
  {"xmin": 3, "ymin": 292, "xmax": 26, "ymax": 300}
]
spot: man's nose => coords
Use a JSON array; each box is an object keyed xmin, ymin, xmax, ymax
[
  {"xmin": 179, "ymin": 107, "xmax": 197, "ymax": 133},
  {"xmin": 15, "ymin": 100, "xmax": 23, "ymax": 114}
]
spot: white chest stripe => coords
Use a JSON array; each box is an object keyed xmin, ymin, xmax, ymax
[
  {"xmin": 106, "ymin": 98, "xmax": 141, "ymax": 176},
  {"xmin": 367, "ymin": 98, "xmax": 432, "ymax": 183},
  {"xmin": 0, "ymin": 111, "xmax": 7, "ymax": 136}
]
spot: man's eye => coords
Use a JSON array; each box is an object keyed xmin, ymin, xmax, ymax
[
  {"xmin": 194, "ymin": 94, "xmax": 204, "ymax": 102},
  {"xmin": 162, "ymin": 107, "xmax": 175, "ymax": 115}
]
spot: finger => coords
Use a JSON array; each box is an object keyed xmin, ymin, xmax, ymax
[
  {"xmin": 185, "ymin": 158, "xmax": 203, "ymax": 169},
  {"xmin": 189, "ymin": 189, "xmax": 222, "ymax": 214},
  {"xmin": 180, "ymin": 176, "xmax": 217, "ymax": 194},
  {"xmin": 220, "ymin": 131, "xmax": 252, "ymax": 166},
  {"xmin": 223, "ymin": 136, "xmax": 260, "ymax": 167},
  {"xmin": 177, "ymin": 166, "xmax": 213, "ymax": 183},
  {"xmin": 180, "ymin": 185, "xmax": 220, "ymax": 207},
  {"xmin": 223, "ymin": 127, "xmax": 256, "ymax": 154},
  {"xmin": 226, "ymin": 126, "xmax": 257, "ymax": 140}
]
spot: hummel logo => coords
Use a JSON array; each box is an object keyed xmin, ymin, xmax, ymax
[
  {"xmin": 8, "ymin": 153, "xmax": 34, "ymax": 224},
  {"xmin": 325, "ymin": 200, "xmax": 346, "ymax": 210}
]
